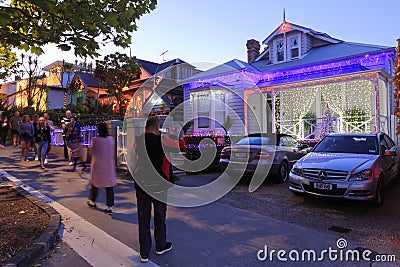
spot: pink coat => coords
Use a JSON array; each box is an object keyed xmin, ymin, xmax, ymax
[{"xmin": 90, "ymin": 136, "xmax": 116, "ymax": 188}]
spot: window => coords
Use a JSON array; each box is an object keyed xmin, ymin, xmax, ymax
[
  {"xmin": 180, "ymin": 67, "xmax": 191, "ymax": 79},
  {"xmin": 214, "ymin": 92, "xmax": 225, "ymax": 128},
  {"xmin": 276, "ymin": 39, "xmax": 284, "ymax": 62},
  {"xmin": 197, "ymin": 93, "xmax": 210, "ymax": 128},
  {"xmin": 191, "ymin": 91, "xmax": 228, "ymax": 130},
  {"xmin": 290, "ymin": 36, "xmax": 299, "ymax": 59}
]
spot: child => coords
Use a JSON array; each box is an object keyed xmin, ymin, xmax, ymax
[{"xmin": 71, "ymin": 136, "xmax": 87, "ymax": 171}]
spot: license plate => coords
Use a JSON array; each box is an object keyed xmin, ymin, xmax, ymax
[
  {"xmin": 313, "ymin": 183, "xmax": 332, "ymax": 190},
  {"xmin": 234, "ymin": 152, "xmax": 248, "ymax": 159}
]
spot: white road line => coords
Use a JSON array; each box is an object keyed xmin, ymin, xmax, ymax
[{"xmin": 0, "ymin": 170, "xmax": 158, "ymax": 267}]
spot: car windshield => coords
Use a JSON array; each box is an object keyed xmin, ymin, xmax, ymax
[
  {"xmin": 236, "ymin": 137, "xmax": 274, "ymax": 146},
  {"xmin": 313, "ymin": 136, "xmax": 378, "ymax": 155}
]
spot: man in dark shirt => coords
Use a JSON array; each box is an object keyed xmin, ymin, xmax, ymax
[
  {"xmin": 9, "ymin": 111, "xmax": 22, "ymax": 146},
  {"xmin": 133, "ymin": 116, "xmax": 176, "ymax": 263},
  {"xmin": 63, "ymin": 116, "xmax": 80, "ymax": 165}
]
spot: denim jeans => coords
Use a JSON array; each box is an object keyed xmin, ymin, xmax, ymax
[{"xmin": 36, "ymin": 141, "xmax": 49, "ymax": 165}]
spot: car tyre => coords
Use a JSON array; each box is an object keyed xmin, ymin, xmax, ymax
[
  {"xmin": 275, "ymin": 160, "xmax": 289, "ymax": 183},
  {"xmin": 374, "ymin": 177, "xmax": 384, "ymax": 207}
]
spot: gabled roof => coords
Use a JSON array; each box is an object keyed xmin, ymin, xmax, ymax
[
  {"xmin": 262, "ymin": 21, "xmax": 342, "ymax": 46},
  {"xmin": 251, "ymin": 42, "xmax": 393, "ymax": 73},
  {"xmin": 137, "ymin": 58, "xmax": 193, "ymax": 76},
  {"xmin": 75, "ymin": 72, "xmax": 101, "ymax": 88},
  {"xmin": 183, "ymin": 59, "xmax": 258, "ymax": 82}
]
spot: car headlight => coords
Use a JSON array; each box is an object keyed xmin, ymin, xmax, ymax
[
  {"xmin": 291, "ymin": 167, "xmax": 303, "ymax": 177},
  {"xmin": 349, "ymin": 169, "xmax": 373, "ymax": 181}
]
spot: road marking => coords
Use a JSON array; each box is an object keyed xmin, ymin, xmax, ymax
[{"xmin": 1, "ymin": 170, "xmax": 158, "ymax": 267}]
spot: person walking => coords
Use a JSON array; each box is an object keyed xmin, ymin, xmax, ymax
[
  {"xmin": 9, "ymin": 111, "xmax": 22, "ymax": 146},
  {"xmin": 61, "ymin": 110, "xmax": 72, "ymax": 161},
  {"xmin": 18, "ymin": 115, "xmax": 34, "ymax": 161},
  {"xmin": 34, "ymin": 117, "xmax": 51, "ymax": 169},
  {"xmin": 0, "ymin": 116, "xmax": 9, "ymax": 148},
  {"xmin": 87, "ymin": 122, "xmax": 116, "ymax": 215},
  {"xmin": 31, "ymin": 114, "xmax": 39, "ymax": 161},
  {"xmin": 64, "ymin": 116, "xmax": 80, "ymax": 165},
  {"xmin": 133, "ymin": 116, "xmax": 176, "ymax": 262},
  {"xmin": 43, "ymin": 112, "xmax": 54, "ymax": 164},
  {"xmin": 70, "ymin": 136, "xmax": 87, "ymax": 171}
]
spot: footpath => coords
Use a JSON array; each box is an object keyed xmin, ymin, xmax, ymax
[{"xmin": 0, "ymin": 145, "xmax": 399, "ymax": 267}]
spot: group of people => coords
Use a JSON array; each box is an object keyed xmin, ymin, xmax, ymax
[
  {"xmin": 0, "ymin": 111, "xmax": 54, "ymax": 168},
  {"xmin": 1, "ymin": 111, "xmax": 175, "ymax": 262}
]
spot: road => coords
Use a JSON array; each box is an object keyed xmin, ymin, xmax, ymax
[{"xmin": 179, "ymin": 172, "xmax": 400, "ymax": 257}]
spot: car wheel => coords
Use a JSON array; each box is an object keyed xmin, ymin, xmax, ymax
[
  {"xmin": 275, "ymin": 160, "xmax": 288, "ymax": 183},
  {"xmin": 374, "ymin": 177, "xmax": 384, "ymax": 207}
]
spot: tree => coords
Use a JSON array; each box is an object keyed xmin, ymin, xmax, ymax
[
  {"xmin": 94, "ymin": 52, "xmax": 141, "ymax": 116},
  {"xmin": 18, "ymin": 53, "xmax": 47, "ymax": 110},
  {"xmin": 0, "ymin": 0, "xmax": 157, "ymax": 58},
  {"xmin": 0, "ymin": 42, "xmax": 19, "ymax": 81}
]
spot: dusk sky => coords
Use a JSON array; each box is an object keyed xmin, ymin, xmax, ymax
[{"xmin": 37, "ymin": 0, "xmax": 400, "ymax": 71}]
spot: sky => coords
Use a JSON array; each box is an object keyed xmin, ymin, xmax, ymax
[{"xmin": 33, "ymin": 0, "xmax": 400, "ymax": 72}]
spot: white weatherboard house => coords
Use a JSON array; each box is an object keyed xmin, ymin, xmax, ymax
[{"xmin": 182, "ymin": 20, "xmax": 396, "ymax": 141}]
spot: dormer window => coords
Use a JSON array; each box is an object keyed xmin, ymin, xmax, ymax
[
  {"xmin": 276, "ymin": 39, "xmax": 285, "ymax": 62},
  {"xmin": 290, "ymin": 36, "xmax": 299, "ymax": 59}
]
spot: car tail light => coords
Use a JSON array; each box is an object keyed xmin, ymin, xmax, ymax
[
  {"xmin": 220, "ymin": 149, "xmax": 230, "ymax": 159},
  {"xmin": 254, "ymin": 150, "xmax": 272, "ymax": 160}
]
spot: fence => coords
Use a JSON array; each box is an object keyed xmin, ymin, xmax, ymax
[{"xmin": 51, "ymin": 126, "xmax": 98, "ymax": 148}]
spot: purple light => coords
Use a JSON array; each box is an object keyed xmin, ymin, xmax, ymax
[{"xmin": 183, "ymin": 51, "xmax": 394, "ymax": 91}]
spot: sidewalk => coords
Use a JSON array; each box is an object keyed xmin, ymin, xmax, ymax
[{"xmin": 0, "ymin": 144, "xmax": 399, "ymax": 266}]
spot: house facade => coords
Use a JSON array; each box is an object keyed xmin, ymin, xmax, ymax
[{"xmin": 183, "ymin": 21, "xmax": 396, "ymax": 141}]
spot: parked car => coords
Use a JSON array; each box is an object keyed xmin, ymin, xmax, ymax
[
  {"xmin": 289, "ymin": 132, "xmax": 400, "ymax": 206},
  {"xmin": 219, "ymin": 133, "xmax": 308, "ymax": 183}
]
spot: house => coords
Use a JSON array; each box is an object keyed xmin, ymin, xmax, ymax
[
  {"xmin": 182, "ymin": 20, "xmax": 396, "ymax": 141},
  {"xmin": 122, "ymin": 58, "xmax": 200, "ymax": 118}
]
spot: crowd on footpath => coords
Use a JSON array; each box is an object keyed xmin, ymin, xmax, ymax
[{"xmin": 1, "ymin": 111, "xmax": 175, "ymax": 263}]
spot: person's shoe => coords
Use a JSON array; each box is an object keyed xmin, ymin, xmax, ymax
[
  {"xmin": 41, "ymin": 164, "xmax": 45, "ymax": 169},
  {"xmin": 13, "ymin": 143, "xmax": 17, "ymax": 147},
  {"xmin": 103, "ymin": 208, "xmax": 112, "ymax": 215},
  {"xmin": 34, "ymin": 156, "xmax": 39, "ymax": 161},
  {"xmin": 82, "ymin": 166, "xmax": 87, "ymax": 171},
  {"xmin": 156, "ymin": 242, "xmax": 172, "ymax": 255},
  {"xmin": 140, "ymin": 254, "xmax": 149, "ymax": 263},
  {"xmin": 68, "ymin": 162, "xmax": 74, "ymax": 166},
  {"xmin": 87, "ymin": 200, "xmax": 96, "ymax": 209},
  {"xmin": 44, "ymin": 159, "xmax": 48, "ymax": 164}
]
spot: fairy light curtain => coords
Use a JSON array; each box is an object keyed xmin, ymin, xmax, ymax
[{"xmin": 279, "ymin": 86, "xmax": 317, "ymax": 122}]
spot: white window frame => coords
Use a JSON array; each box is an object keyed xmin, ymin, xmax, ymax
[
  {"xmin": 289, "ymin": 35, "xmax": 301, "ymax": 60},
  {"xmin": 191, "ymin": 90, "xmax": 229, "ymax": 132},
  {"xmin": 275, "ymin": 38, "xmax": 285, "ymax": 62}
]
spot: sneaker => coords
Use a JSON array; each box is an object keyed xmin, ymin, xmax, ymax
[
  {"xmin": 35, "ymin": 156, "xmax": 39, "ymax": 161},
  {"xmin": 87, "ymin": 200, "xmax": 97, "ymax": 209},
  {"xmin": 13, "ymin": 143, "xmax": 17, "ymax": 147},
  {"xmin": 41, "ymin": 164, "xmax": 45, "ymax": 169},
  {"xmin": 68, "ymin": 162, "xmax": 74, "ymax": 166},
  {"xmin": 103, "ymin": 208, "xmax": 112, "ymax": 215},
  {"xmin": 140, "ymin": 254, "xmax": 149, "ymax": 263},
  {"xmin": 44, "ymin": 159, "xmax": 48, "ymax": 164},
  {"xmin": 156, "ymin": 242, "xmax": 172, "ymax": 255}
]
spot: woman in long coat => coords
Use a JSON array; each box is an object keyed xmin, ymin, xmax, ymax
[{"xmin": 87, "ymin": 122, "xmax": 116, "ymax": 214}]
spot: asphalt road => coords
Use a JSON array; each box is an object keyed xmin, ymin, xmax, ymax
[{"xmin": 176, "ymin": 171, "xmax": 400, "ymax": 257}]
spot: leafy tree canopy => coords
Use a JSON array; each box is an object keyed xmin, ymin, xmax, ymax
[
  {"xmin": 94, "ymin": 52, "xmax": 141, "ymax": 115},
  {"xmin": 0, "ymin": 0, "xmax": 157, "ymax": 57}
]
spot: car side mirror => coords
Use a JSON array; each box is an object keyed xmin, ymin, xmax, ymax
[{"xmin": 384, "ymin": 150, "xmax": 396, "ymax": 156}]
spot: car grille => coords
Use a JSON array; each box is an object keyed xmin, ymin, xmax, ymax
[
  {"xmin": 303, "ymin": 184, "xmax": 347, "ymax": 196},
  {"xmin": 302, "ymin": 169, "xmax": 348, "ymax": 180}
]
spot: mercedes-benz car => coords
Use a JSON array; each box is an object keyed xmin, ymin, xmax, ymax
[
  {"xmin": 220, "ymin": 133, "xmax": 308, "ymax": 183},
  {"xmin": 289, "ymin": 132, "xmax": 400, "ymax": 206}
]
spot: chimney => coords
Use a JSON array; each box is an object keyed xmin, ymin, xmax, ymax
[{"xmin": 246, "ymin": 39, "xmax": 260, "ymax": 63}]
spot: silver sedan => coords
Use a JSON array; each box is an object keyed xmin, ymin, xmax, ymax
[{"xmin": 289, "ymin": 132, "xmax": 400, "ymax": 206}]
